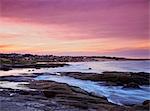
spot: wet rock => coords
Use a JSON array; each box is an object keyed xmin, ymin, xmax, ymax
[
  {"xmin": 133, "ymin": 100, "xmax": 150, "ymax": 111},
  {"xmin": 35, "ymin": 67, "xmax": 41, "ymax": 69},
  {"xmin": 15, "ymin": 90, "xmax": 30, "ymax": 95},
  {"xmin": 0, "ymin": 80, "xmax": 148, "ymax": 111},
  {"xmin": 27, "ymin": 80, "xmax": 113, "ymax": 110},
  {"xmin": 142, "ymin": 100, "xmax": 150, "ymax": 109},
  {"xmin": 0, "ymin": 76, "xmax": 33, "ymax": 82},
  {"xmin": 61, "ymin": 71, "xmax": 150, "ymax": 86},
  {"xmin": 71, "ymin": 86, "xmax": 89, "ymax": 95},
  {"xmin": 109, "ymin": 106, "xmax": 132, "ymax": 111},
  {"xmin": 0, "ymin": 65, "xmax": 12, "ymax": 71},
  {"xmin": 123, "ymin": 82, "xmax": 140, "ymax": 89},
  {"xmin": 143, "ymin": 100, "xmax": 150, "ymax": 105},
  {"xmin": 28, "ymin": 81, "xmax": 73, "ymax": 92},
  {"xmin": 0, "ymin": 63, "xmax": 69, "ymax": 70},
  {"xmin": 0, "ymin": 89, "xmax": 78, "ymax": 111},
  {"xmin": 89, "ymin": 92, "xmax": 107, "ymax": 100},
  {"xmin": 0, "ymin": 73, "xmax": 44, "ymax": 82},
  {"xmin": 43, "ymin": 90, "xmax": 58, "ymax": 98},
  {"xmin": 58, "ymin": 100, "xmax": 89, "ymax": 109},
  {"xmin": 103, "ymin": 81, "xmax": 121, "ymax": 86}
]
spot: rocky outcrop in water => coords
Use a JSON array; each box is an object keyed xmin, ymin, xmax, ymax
[
  {"xmin": 0, "ymin": 65, "xmax": 12, "ymax": 71},
  {"xmin": 0, "ymin": 63, "xmax": 68, "ymax": 71},
  {"xmin": 60, "ymin": 71, "xmax": 150, "ymax": 86},
  {"xmin": 123, "ymin": 82, "xmax": 140, "ymax": 89}
]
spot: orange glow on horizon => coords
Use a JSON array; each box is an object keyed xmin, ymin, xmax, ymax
[{"xmin": 0, "ymin": 16, "xmax": 149, "ymax": 58}]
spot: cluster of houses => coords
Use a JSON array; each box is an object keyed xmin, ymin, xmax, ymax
[
  {"xmin": 0, "ymin": 53, "xmax": 128, "ymax": 65},
  {"xmin": 0, "ymin": 53, "xmax": 96, "ymax": 63}
]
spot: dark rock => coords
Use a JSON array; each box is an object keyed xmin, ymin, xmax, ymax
[
  {"xmin": 59, "ymin": 100, "xmax": 88, "ymax": 109},
  {"xmin": 123, "ymin": 82, "xmax": 140, "ymax": 89},
  {"xmin": 61, "ymin": 72, "xmax": 150, "ymax": 86},
  {"xmin": 109, "ymin": 106, "xmax": 132, "ymax": 111},
  {"xmin": 104, "ymin": 81, "xmax": 121, "ymax": 86},
  {"xmin": 0, "ymin": 63, "xmax": 69, "ymax": 70},
  {"xmin": 0, "ymin": 65, "xmax": 12, "ymax": 71},
  {"xmin": 89, "ymin": 92, "xmax": 107, "ymax": 100},
  {"xmin": 43, "ymin": 90, "xmax": 58, "ymax": 98},
  {"xmin": 0, "ymin": 80, "xmax": 147, "ymax": 111},
  {"xmin": 35, "ymin": 67, "xmax": 41, "ymax": 69},
  {"xmin": 143, "ymin": 100, "xmax": 150, "ymax": 105},
  {"xmin": 142, "ymin": 100, "xmax": 150, "ymax": 110},
  {"xmin": 71, "ymin": 86, "xmax": 89, "ymax": 95},
  {"xmin": 27, "ymin": 80, "xmax": 111, "ymax": 109},
  {"xmin": 16, "ymin": 90, "xmax": 30, "ymax": 95},
  {"xmin": 133, "ymin": 100, "xmax": 150, "ymax": 110},
  {"xmin": 0, "ymin": 76, "xmax": 33, "ymax": 82}
]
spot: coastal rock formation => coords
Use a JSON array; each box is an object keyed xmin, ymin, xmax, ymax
[
  {"xmin": 0, "ymin": 71, "xmax": 149, "ymax": 111},
  {"xmin": 60, "ymin": 71, "xmax": 150, "ymax": 86},
  {"xmin": 0, "ymin": 80, "xmax": 132, "ymax": 111},
  {"xmin": 0, "ymin": 73, "xmax": 43, "ymax": 82},
  {"xmin": 0, "ymin": 77, "xmax": 149, "ymax": 111},
  {"xmin": 0, "ymin": 63, "xmax": 68, "ymax": 71},
  {"xmin": 123, "ymin": 82, "xmax": 140, "ymax": 89},
  {"xmin": 0, "ymin": 65, "xmax": 12, "ymax": 71}
]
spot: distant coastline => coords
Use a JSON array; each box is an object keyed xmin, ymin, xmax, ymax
[
  {"xmin": 0, "ymin": 53, "xmax": 149, "ymax": 71},
  {"xmin": 0, "ymin": 53, "xmax": 150, "ymax": 62}
]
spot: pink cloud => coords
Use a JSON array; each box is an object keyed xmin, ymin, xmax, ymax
[
  {"xmin": 1, "ymin": 0, "xmax": 148, "ymax": 40},
  {"xmin": 0, "ymin": 0, "xmax": 149, "ymax": 58}
]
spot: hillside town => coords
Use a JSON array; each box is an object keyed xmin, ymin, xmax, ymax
[{"xmin": 0, "ymin": 53, "xmax": 127, "ymax": 63}]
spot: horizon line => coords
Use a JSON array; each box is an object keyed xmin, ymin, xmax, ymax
[{"xmin": 0, "ymin": 52, "xmax": 150, "ymax": 60}]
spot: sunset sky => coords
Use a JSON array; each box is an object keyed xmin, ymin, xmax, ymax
[{"xmin": 0, "ymin": 0, "xmax": 149, "ymax": 58}]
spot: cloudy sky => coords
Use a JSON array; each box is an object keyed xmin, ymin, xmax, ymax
[{"xmin": 0, "ymin": 0, "xmax": 149, "ymax": 58}]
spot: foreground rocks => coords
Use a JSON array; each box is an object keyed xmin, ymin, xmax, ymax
[
  {"xmin": 0, "ymin": 71, "xmax": 149, "ymax": 111},
  {"xmin": 27, "ymin": 80, "xmax": 115, "ymax": 110},
  {"xmin": 27, "ymin": 81, "xmax": 150, "ymax": 111},
  {"xmin": 60, "ymin": 71, "xmax": 150, "ymax": 87},
  {"xmin": 0, "ymin": 88, "xmax": 82, "ymax": 111},
  {"xmin": 0, "ymin": 78, "xmax": 149, "ymax": 111},
  {"xmin": 0, "ymin": 80, "xmax": 137, "ymax": 111}
]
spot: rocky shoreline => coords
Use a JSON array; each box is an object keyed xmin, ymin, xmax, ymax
[
  {"xmin": 60, "ymin": 72, "xmax": 150, "ymax": 88},
  {"xmin": 0, "ymin": 63, "xmax": 69, "ymax": 71},
  {"xmin": 1, "ymin": 81, "xmax": 149, "ymax": 111},
  {"xmin": 0, "ymin": 71, "xmax": 150, "ymax": 111}
]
